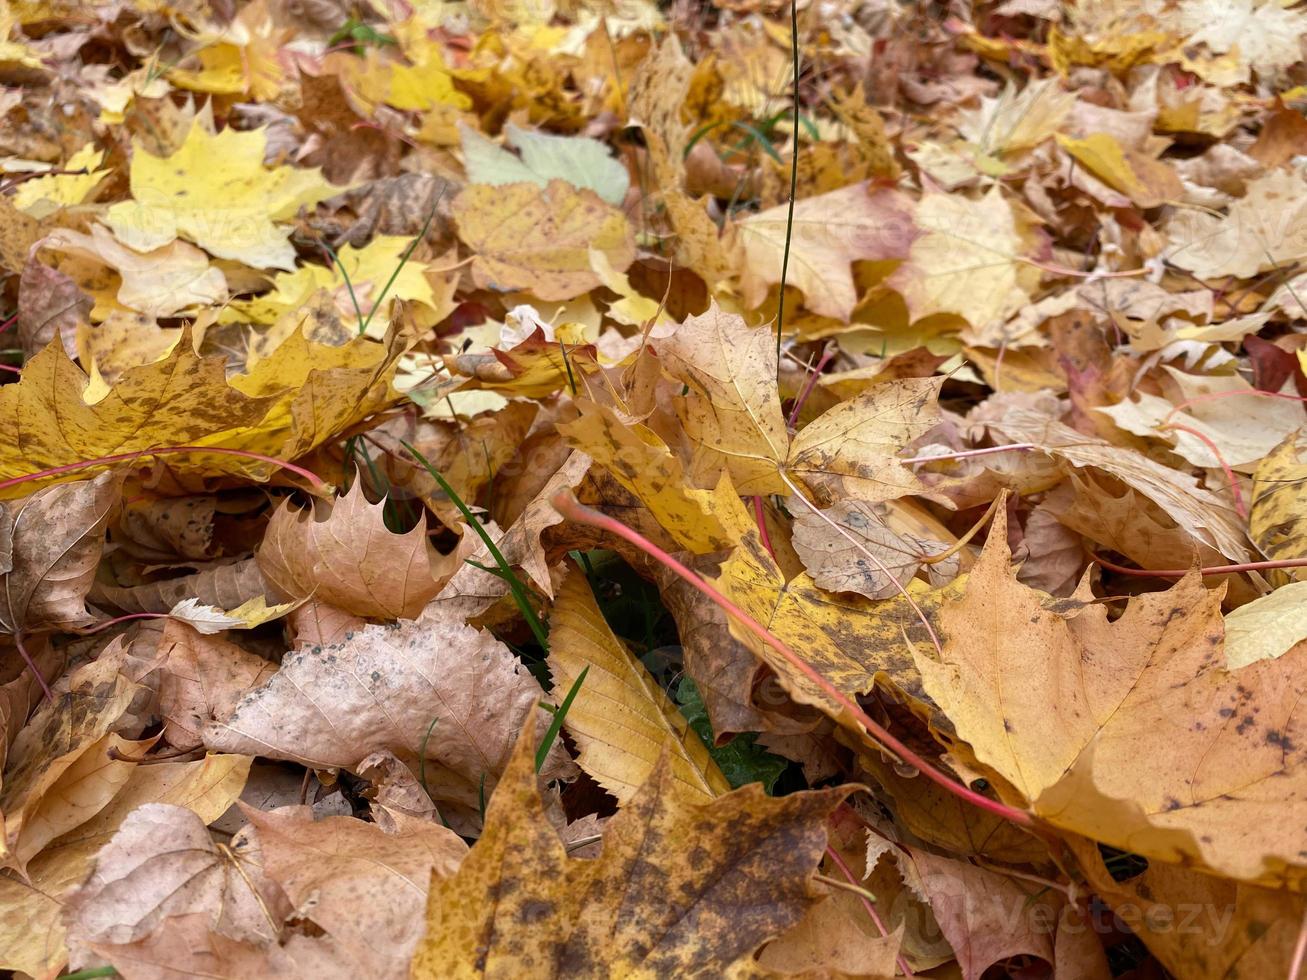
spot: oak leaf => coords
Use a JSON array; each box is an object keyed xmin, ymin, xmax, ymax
[{"xmin": 412, "ymin": 718, "xmax": 851, "ymax": 977}]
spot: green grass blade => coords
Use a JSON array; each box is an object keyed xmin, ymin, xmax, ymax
[
  {"xmin": 400, "ymin": 440, "xmax": 549, "ymax": 650},
  {"xmin": 536, "ymin": 665, "xmax": 588, "ymax": 773},
  {"xmin": 358, "ymin": 186, "xmax": 446, "ymax": 335}
]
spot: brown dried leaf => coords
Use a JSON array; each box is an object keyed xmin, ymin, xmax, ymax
[
  {"xmin": 257, "ymin": 479, "xmax": 472, "ymax": 620},
  {"xmin": 243, "ymin": 805, "xmax": 467, "ymax": 977},
  {"xmin": 0, "ymin": 753, "xmax": 251, "ymax": 977},
  {"xmin": 0, "ymin": 473, "xmax": 119, "ymax": 633},
  {"xmin": 0, "ymin": 654, "xmax": 141, "ymax": 874},
  {"xmin": 64, "ymin": 802, "xmax": 283, "ymax": 952},
  {"xmin": 793, "ymin": 499, "xmax": 960, "ymax": 600},
  {"xmin": 920, "ymin": 508, "xmax": 1307, "ymax": 886},
  {"xmin": 203, "ymin": 612, "xmax": 575, "ymax": 832},
  {"xmin": 157, "ymin": 621, "xmax": 276, "ymax": 749}
]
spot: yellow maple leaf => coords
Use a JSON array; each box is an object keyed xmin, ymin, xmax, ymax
[
  {"xmin": 0, "ymin": 327, "xmax": 401, "ymax": 493},
  {"xmin": 453, "ymin": 179, "xmax": 635, "ymax": 301},
  {"xmin": 11, "ymin": 143, "xmax": 107, "ymax": 217},
  {"xmin": 105, "ymin": 119, "xmax": 345, "ymax": 270},
  {"xmin": 224, "ymin": 235, "xmax": 437, "ymax": 334}
]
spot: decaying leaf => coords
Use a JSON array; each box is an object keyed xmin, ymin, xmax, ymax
[
  {"xmin": 0, "ymin": 472, "xmax": 119, "ymax": 632},
  {"xmin": 412, "ymin": 719, "xmax": 851, "ymax": 977},
  {"xmin": 454, "ymin": 180, "xmax": 636, "ymax": 301},
  {"xmin": 203, "ymin": 611, "xmax": 575, "ymax": 830},
  {"xmin": 257, "ymin": 479, "xmax": 472, "ymax": 619}
]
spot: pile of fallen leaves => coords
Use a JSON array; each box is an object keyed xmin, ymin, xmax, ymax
[{"xmin": 2, "ymin": 0, "xmax": 1307, "ymax": 975}]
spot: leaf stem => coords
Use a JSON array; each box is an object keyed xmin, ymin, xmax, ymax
[
  {"xmin": 0, "ymin": 447, "xmax": 327, "ymax": 494},
  {"xmin": 549, "ymin": 491, "xmax": 1035, "ymax": 829},
  {"xmin": 14, "ymin": 631, "xmax": 53, "ymax": 702}
]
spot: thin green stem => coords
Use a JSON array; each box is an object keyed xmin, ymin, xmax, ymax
[
  {"xmin": 400, "ymin": 440, "xmax": 549, "ymax": 649},
  {"xmin": 775, "ymin": 0, "xmax": 801, "ymax": 367}
]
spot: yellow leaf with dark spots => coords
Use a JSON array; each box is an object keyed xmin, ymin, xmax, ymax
[{"xmin": 412, "ymin": 717, "xmax": 850, "ymax": 977}]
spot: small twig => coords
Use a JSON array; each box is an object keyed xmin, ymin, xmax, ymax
[
  {"xmin": 1160, "ymin": 422, "xmax": 1246, "ymax": 519},
  {"xmin": 919, "ymin": 496, "xmax": 1001, "ymax": 566},
  {"xmin": 107, "ymin": 743, "xmax": 202, "ymax": 764},
  {"xmin": 824, "ymin": 845, "xmax": 915, "ymax": 977},
  {"xmin": 1089, "ymin": 553, "xmax": 1307, "ymax": 578},
  {"xmin": 786, "ymin": 344, "xmax": 834, "ymax": 428}
]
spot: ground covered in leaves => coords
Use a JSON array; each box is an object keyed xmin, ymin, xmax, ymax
[{"xmin": 1, "ymin": 0, "xmax": 1307, "ymax": 976}]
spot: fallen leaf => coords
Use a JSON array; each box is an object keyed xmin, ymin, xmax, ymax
[
  {"xmin": 558, "ymin": 397, "xmax": 749, "ymax": 552},
  {"xmin": 42, "ymin": 224, "xmax": 228, "ymax": 317},
  {"xmin": 655, "ymin": 302, "xmax": 790, "ymax": 494},
  {"xmin": 793, "ymin": 498, "xmax": 960, "ymax": 599},
  {"xmin": 64, "ymin": 802, "xmax": 283, "ymax": 952},
  {"xmin": 1165, "ymin": 170, "xmax": 1307, "ymax": 279},
  {"xmin": 0, "ymin": 753, "xmax": 250, "ymax": 976},
  {"xmin": 736, "ymin": 182, "xmax": 916, "ymax": 321},
  {"xmin": 1223, "ymin": 581, "xmax": 1307, "ymax": 668},
  {"xmin": 203, "ymin": 612, "xmax": 575, "ymax": 831},
  {"xmin": 106, "ymin": 117, "xmax": 345, "ymax": 269},
  {"xmin": 0, "ymin": 473, "xmax": 118, "ymax": 632},
  {"xmin": 411, "ymin": 718, "xmax": 851, "ymax": 977},
  {"xmin": 918, "ymin": 507, "xmax": 1307, "ymax": 886},
  {"xmin": 547, "ymin": 567, "xmax": 730, "ymax": 804},
  {"xmin": 1250, "ymin": 427, "xmax": 1307, "ymax": 577},
  {"xmin": 241, "ymin": 804, "xmax": 467, "ymax": 977},
  {"xmin": 461, "ymin": 122, "xmax": 629, "ymax": 205},
  {"xmin": 887, "ymin": 186, "xmax": 1040, "ymax": 333},
  {"xmin": 257, "ymin": 479, "xmax": 472, "ymax": 620},
  {"xmin": 454, "ymin": 179, "xmax": 636, "ymax": 301},
  {"xmin": 985, "ymin": 407, "xmax": 1252, "ymax": 561},
  {"xmin": 157, "ymin": 620, "xmax": 277, "ymax": 747}
]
